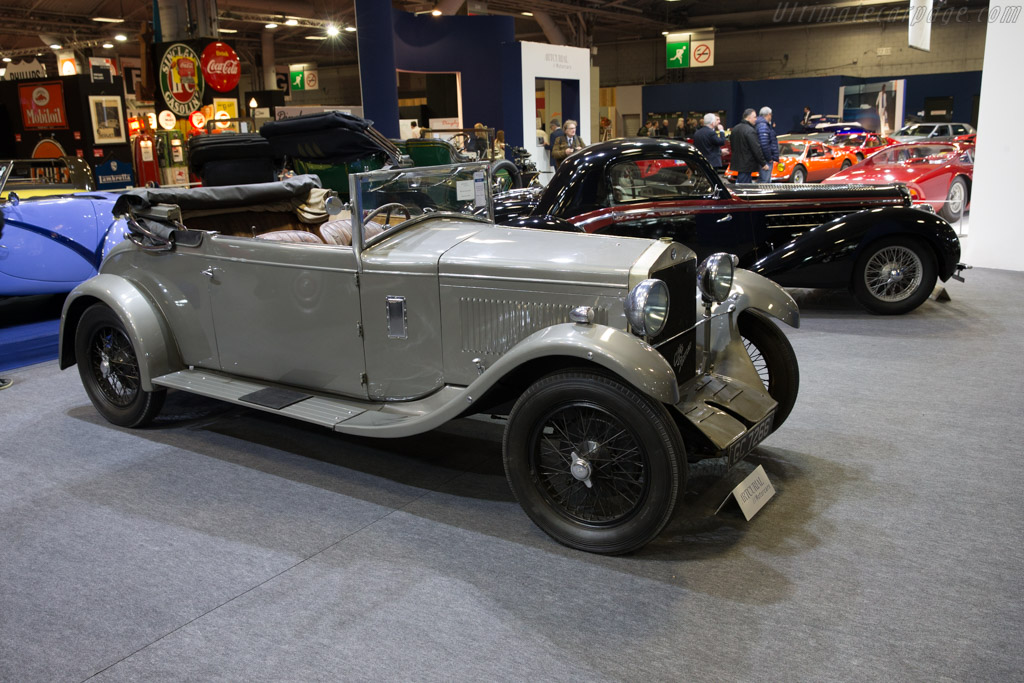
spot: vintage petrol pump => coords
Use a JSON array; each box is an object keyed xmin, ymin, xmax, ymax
[
  {"xmin": 156, "ymin": 129, "xmax": 189, "ymax": 186},
  {"xmin": 132, "ymin": 128, "xmax": 161, "ymax": 187}
]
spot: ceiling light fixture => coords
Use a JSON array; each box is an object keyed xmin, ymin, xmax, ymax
[
  {"xmin": 304, "ymin": 35, "xmax": 327, "ymax": 40},
  {"xmin": 344, "ymin": 25, "xmax": 357, "ymax": 32},
  {"xmin": 265, "ymin": 22, "xmax": 278, "ymax": 29},
  {"xmin": 431, "ymin": 9, "xmax": 442, "ymax": 16},
  {"xmin": 49, "ymin": 43, "xmax": 61, "ymax": 49},
  {"xmin": 2, "ymin": 57, "xmax": 11, "ymax": 63},
  {"xmin": 217, "ymin": 28, "xmax": 237, "ymax": 33},
  {"xmin": 522, "ymin": 12, "xmax": 533, "ymax": 17},
  {"xmin": 114, "ymin": 34, "xmax": 127, "ymax": 41},
  {"xmin": 92, "ymin": 17, "xmax": 124, "ymax": 23},
  {"xmin": 285, "ymin": 18, "xmax": 298, "ymax": 26},
  {"xmin": 326, "ymin": 24, "xmax": 339, "ymax": 36},
  {"xmin": 102, "ymin": 42, "xmax": 114, "ymax": 48}
]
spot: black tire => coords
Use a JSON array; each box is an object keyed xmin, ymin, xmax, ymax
[
  {"xmin": 790, "ymin": 165, "xmax": 807, "ymax": 183},
  {"xmin": 852, "ymin": 236, "xmax": 937, "ymax": 315},
  {"xmin": 939, "ymin": 177, "xmax": 968, "ymax": 222},
  {"xmin": 840, "ymin": 159, "xmax": 852, "ymax": 170},
  {"xmin": 856, "ymin": 152, "xmax": 864, "ymax": 161},
  {"xmin": 503, "ymin": 370, "xmax": 685, "ymax": 555},
  {"xmin": 75, "ymin": 304, "xmax": 165, "ymax": 427},
  {"xmin": 738, "ymin": 310, "xmax": 800, "ymax": 431},
  {"xmin": 491, "ymin": 159, "xmax": 522, "ymax": 193}
]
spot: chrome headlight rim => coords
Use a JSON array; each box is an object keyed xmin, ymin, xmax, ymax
[
  {"xmin": 625, "ymin": 278, "xmax": 670, "ymax": 337},
  {"xmin": 697, "ymin": 252, "xmax": 736, "ymax": 304}
]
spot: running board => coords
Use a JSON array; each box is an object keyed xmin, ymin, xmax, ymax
[
  {"xmin": 153, "ymin": 370, "xmax": 367, "ymax": 427},
  {"xmin": 151, "ymin": 369, "xmax": 467, "ymax": 437}
]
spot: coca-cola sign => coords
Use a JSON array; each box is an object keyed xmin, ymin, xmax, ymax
[
  {"xmin": 201, "ymin": 42, "xmax": 241, "ymax": 93},
  {"xmin": 19, "ymin": 81, "xmax": 69, "ymax": 130}
]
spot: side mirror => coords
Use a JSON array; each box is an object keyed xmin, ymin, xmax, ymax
[{"xmin": 325, "ymin": 194, "xmax": 344, "ymax": 216}]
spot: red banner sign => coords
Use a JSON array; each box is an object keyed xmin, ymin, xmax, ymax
[
  {"xmin": 19, "ymin": 81, "xmax": 69, "ymax": 130},
  {"xmin": 201, "ymin": 42, "xmax": 240, "ymax": 93}
]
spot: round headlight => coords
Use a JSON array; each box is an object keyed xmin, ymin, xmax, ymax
[
  {"xmin": 697, "ymin": 252, "xmax": 736, "ymax": 303},
  {"xmin": 625, "ymin": 279, "xmax": 670, "ymax": 337}
]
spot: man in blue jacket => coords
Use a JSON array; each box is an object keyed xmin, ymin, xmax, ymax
[
  {"xmin": 693, "ymin": 113, "xmax": 727, "ymax": 173},
  {"xmin": 755, "ymin": 107, "xmax": 779, "ymax": 182}
]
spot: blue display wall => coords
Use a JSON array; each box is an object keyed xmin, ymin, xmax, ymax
[{"xmin": 642, "ymin": 71, "xmax": 981, "ymax": 134}]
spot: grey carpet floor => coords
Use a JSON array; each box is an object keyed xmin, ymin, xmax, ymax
[{"xmin": 1, "ymin": 268, "xmax": 1021, "ymax": 682}]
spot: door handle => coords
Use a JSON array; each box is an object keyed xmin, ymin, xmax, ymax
[{"xmin": 717, "ymin": 214, "xmax": 733, "ymax": 223}]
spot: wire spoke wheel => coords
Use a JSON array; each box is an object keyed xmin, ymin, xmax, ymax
[
  {"xmin": 89, "ymin": 325, "xmax": 142, "ymax": 407},
  {"xmin": 863, "ymin": 245, "xmax": 923, "ymax": 302},
  {"xmin": 737, "ymin": 310, "xmax": 799, "ymax": 431},
  {"xmin": 532, "ymin": 402, "xmax": 648, "ymax": 525},
  {"xmin": 75, "ymin": 304, "xmax": 165, "ymax": 427}
]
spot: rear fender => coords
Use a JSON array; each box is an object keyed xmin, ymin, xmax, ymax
[
  {"xmin": 60, "ymin": 274, "xmax": 181, "ymax": 391},
  {"xmin": 752, "ymin": 206, "xmax": 960, "ymax": 286}
]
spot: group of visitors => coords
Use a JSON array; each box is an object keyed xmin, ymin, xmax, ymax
[
  {"xmin": 728, "ymin": 106, "xmax": 780, "ymax": 183},
  {"xmin": 637, "ymin": 117, "xmax": 699, "ymax": 139}
]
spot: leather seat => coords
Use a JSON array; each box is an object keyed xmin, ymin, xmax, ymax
[
  {"xmin": 254, "ymin": 230, "xmax": 323, "ymax": 243},
  {"xmin": 319, "ymin": 219, "xmax": 386, "ymax": 246}
]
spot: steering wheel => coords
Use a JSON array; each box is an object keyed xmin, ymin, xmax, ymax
[{"xmin": 363, "ymin": 202, "xmax": 412, "ymax": 228}]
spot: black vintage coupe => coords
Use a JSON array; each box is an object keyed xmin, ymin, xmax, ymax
[{"xmin": 497, "ymin": 138, "xmax": 967, "ymax": 315}]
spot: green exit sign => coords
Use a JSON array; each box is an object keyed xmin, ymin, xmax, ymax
[{"xmin": 666, "ymin": 41, "xmax": 690, "ymax": 69}]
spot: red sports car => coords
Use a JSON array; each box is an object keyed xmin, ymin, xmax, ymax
[
  {"xmin": 823, "ymin": 141, "xmax": 973, "ymax": 222},
  {"xmin": 827, "ymin": 132, "xmax": 899, "ymax": 161},
  {"xmin": 726, "ymin": 138, "xmax": 858, "ymax": 183}
]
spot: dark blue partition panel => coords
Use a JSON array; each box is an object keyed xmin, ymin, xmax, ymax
[
  {"xmin": 355, "ymin": 0, "xmax": 400, "ymax": 137},
  {"xmin": 392, "ymin": 11, "xmax": 516, "ymax": 139},
  {"xmin": 560, "ymin": 80, "xmax": 581, "ymax": 127},
  {"xmin": 899, "ymin": 71, "xmax": 982, "ymax": 124},
  {"xmin": 642, "ymin": 81, "xmax": 741, "ymax": 127},
  {"xmin": 500, "ymin": 42, "xmax": 524, "ymax": 147},
  {"xmin": 739, "ymin": 76, "xmax": 846, "ymax": 133}
]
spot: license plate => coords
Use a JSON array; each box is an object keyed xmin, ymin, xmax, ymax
[{"xmin": 725, "ymin": 410, "xmax": 775, "ymax": 468}]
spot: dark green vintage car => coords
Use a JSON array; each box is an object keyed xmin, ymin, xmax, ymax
[{"xmin": 59, "ymin": 162, "xmax": 800, "ymax": 554}]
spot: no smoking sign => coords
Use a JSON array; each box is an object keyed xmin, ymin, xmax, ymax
[{"xmin": 691, "ymin": 40, "xmax": 714, "ymax": 67}]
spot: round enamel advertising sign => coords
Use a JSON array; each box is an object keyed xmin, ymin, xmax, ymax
[
  {"xmin": 159, "ymin": 43, "xmax": 204, "ymax": 117},
  {"xmin": 200, "ymin": 42, "xmax": 240, "ymax": 93}
]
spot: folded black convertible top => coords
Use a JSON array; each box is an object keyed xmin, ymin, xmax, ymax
[{"xmin": 112, "ymin": 174, "xmax": 322, "ymax": 216}]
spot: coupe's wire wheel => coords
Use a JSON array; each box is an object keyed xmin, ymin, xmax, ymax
[
  {"xmin": 863, "ymin": 245, "xmax": 924, "ymax": 302},
  {"xmin": 529, "ymin": 401, "xmax": 649, "ymax": 525}
]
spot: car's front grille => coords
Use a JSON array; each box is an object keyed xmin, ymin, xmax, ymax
[
  {"xmin": 459, "ymin": 298, "xmax": 609, "ymax": 355},
  {"xmin": 650, "ymin": 259, "xmax": 697, "ymax": 381}
]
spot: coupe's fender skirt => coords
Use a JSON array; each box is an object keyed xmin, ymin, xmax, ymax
[
  {"xmin": 752, "ymin": 206, "xmax": 962, "ymax": 287},
  {"xmin": 59, "ymin": 274, "xmax": 181, "ymax": 391}
]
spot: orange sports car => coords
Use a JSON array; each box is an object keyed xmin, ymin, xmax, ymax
[{"xmin": 727, "ymin": 138, "xmax": 859, "ymax": 183}]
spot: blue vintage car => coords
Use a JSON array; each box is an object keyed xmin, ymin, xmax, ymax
[{"xmin": 0, "ymin": 158, "xmax": 127, "ymax": 298}]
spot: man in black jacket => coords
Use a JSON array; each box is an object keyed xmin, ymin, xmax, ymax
[
  {"xmin": 693, "ymin": 113, "xmax": 727, "ymax": 172},
  {"xmin": 730, "ymin": 108, "xmax": 768, "ymax": 183}
]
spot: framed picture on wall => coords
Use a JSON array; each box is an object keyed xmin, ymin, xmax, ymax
[{"xmin": 88, "ymin": 95, "xmax": 126, "ymax": 144}]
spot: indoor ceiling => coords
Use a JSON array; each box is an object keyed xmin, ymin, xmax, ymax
[{"xmin": 0, "ymin": 0, "xmax": 989, "ymax": 67}]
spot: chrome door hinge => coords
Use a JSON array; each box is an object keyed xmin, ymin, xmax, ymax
[
  {"xmin": 359, "ymin": 373, "xmax": 368, "ymax": 385},
  {"xmin": 356, "ymin": 321, "xmax": 363, "ymax": 337},
  {"xmin": 354, "ymin": 273, "xmax": 360, "ymax": 288}
]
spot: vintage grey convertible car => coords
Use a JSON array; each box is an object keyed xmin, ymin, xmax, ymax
[{"xmin": 59, "ymin": 163, "xmax": 801, "ymax": 554}]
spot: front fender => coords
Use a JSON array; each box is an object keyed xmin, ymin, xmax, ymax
[
  {"xmin": 479, "ymin": 322, "xmax": 679, "ymax": 405},
  {"xmin": 60, "ymin": 274, "xmax": 181, "ymax": 391},
  {"xmin": 695, "ymin": 269, "xmax": 799, "ymax": 390},
  {"xmin": 752, "ymin": 206, "xmax": 961, "ymax": 287}
]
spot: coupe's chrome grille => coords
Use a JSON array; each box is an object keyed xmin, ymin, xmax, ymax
[
  {"xmin": 459, "ymin": 299, "xmax": 607, "ymax": 354},
  {"xmin": 766, "ymin": 211, "xmax": 853, "ymax": 229}
]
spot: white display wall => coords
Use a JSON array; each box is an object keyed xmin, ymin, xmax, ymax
[
  {"xmin": 519, "ymin": 41, "xmax": 593, "ymax": 179},
  {"xmin": 964, "ymin": 18, "xmax": 1023, "ymax": 271}
]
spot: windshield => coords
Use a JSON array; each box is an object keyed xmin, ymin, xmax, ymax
[
  {"xmin": 890, "ymin": 144, "xmax": 957, "ymax": 164},
  {"xmin": 0, "ymin": 158, "xmax": 75, "ymax": 198},
  {"xmin": 897, "ymin": 124, "xmax": 936, "ymax": 136},
  {"xmin": 829, "ymin": 134, "xmax": 866, "ymax": 146},
  {"xmin": 779, "ymin": 141, "xmax": 807, "ymax": 156},
  {"xmin": 350, "ymin": 162, "xmax": 493, "ymax": 244}
]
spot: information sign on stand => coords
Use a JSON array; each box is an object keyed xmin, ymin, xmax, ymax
[{"xmin": 715, "ymin": 464, "xmax": 776, "ymax": 521}]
